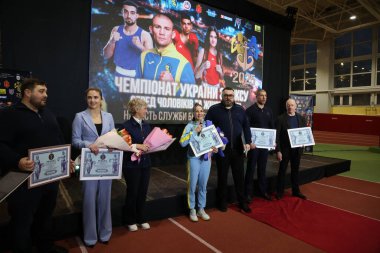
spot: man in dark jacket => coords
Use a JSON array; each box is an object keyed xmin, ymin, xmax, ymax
[
  {"xmin": 275, "ymin": 98, "xmax": 307, "ymax": 200},
  {"xmin": 244, "ymin": 89, "xmax": 275, "ymax": 203},
  {"xmin": 205, "ymin": 87, "xmax": 252, "ymax": 213},
  {"xmin": 0, "ymin": 78, "xmax": 71, "ymax": 253}
]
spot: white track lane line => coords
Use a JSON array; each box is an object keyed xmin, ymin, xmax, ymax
[
  {"xmin": 153, "ymin": 167, "xmax": 187, "ymax": 183},
  {"xmin": 312, "ymin": 182, "xmax": 380, "ymax": 199},
  {"xmin": 75, "ymin": 236, "xmax": 88, "ymax": 253},
  {"xmin": 339, "ymin": 175, "xmax": 380, "ymax": 184},
  {"xmin": 168, "ymin": 218, "xmax": 222, "ymax": 253},
  {"xmin": 308, "ymin": 199, "xmax": 380, "ymax": 222},
  {"xmin": 59, "ymin": 181, "xmax": 75, "ymax": 213}
]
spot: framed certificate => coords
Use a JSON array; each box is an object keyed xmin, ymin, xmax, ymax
[
  {"xmin": 190, "ymin": 125, "xmax": 224, "ymax": 157},
  {"xmin": 287, "ymin": 127, "xmax": 315, "ymax": 148},
  {"xmin": 28, "ymin": 144, "xmax": 71, "ymax": 188},
  {"xmin": 79, "ymin": 148, "xmax": 123, "ymax": 180},
  {"xmin": 250, "ymin": 128, "xmax": 276, "ymax": 150}
]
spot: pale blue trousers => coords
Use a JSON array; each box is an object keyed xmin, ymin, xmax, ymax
[
  {"xmin": 82, "ymin": 180, "xmax": 112, "ymax": 245},
  {"xmin": 187, "ymin": 157, "xmax": 211, "ymax": 209}
]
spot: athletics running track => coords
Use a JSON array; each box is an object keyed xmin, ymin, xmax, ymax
[{"xmin": 50, "ymin": 175, "xmax": 380, "ymax": 253}]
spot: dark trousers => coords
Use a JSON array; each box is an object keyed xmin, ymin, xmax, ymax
[
  {"xmin": 7, "ymin": 182, "xmax": 58, "ymax": 253},
  {"xmin": 123, "ymin": 166, "xmax": 151, "ymax": 225},
  {"xmin": 244, "ymin": 148, "xmax": 269, "ymax": 197},
  {"xmin": 276, "ymin": 148, "xmax": 302, "ymax": 195},
  {"xmin": 215, "ymin": 147, "xmax": 246, "ymax": 207}
]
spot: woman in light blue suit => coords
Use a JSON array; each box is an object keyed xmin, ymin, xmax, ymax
[{"xmin": 72, "ymin": 87, "xmax": 115, "ymax": 247}]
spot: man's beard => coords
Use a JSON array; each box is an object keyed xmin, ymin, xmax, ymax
[
  {"xmin": 30, "ymin": 96, "xmax": 46, "ymax": 109},
  {"xmin": 222, "ymin": 100, "xmax": 233, "ymax": 107},
  {"xmin": 125, "ymin": 20, "xmax": 135, "ymax": 26}
]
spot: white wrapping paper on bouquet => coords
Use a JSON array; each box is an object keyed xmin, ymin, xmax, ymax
[{"xmin": 94, "ymin": 129, "xmax": 139, "ymax": 153}]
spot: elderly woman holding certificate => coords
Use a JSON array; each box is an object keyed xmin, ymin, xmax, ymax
[
  {"xmin": 180, "ymin": 103, "xmax": 217, "ymax": 222},
  {"xmin": 72, "ymin": 87, "xmax": 115, "ymax": 247},
  {"xmin": 121, "ymin": 98, "xmax": 153, "ymax": 232}
]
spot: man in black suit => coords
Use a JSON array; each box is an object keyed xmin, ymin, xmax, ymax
[{"xmin": 275, "ymin": 98, "xmax": 307, "ymax": 200}]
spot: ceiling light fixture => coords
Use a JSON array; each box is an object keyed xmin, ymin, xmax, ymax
[{"xmin": 350, "ymin": 15, "xmax": 357, "ymax": 20}]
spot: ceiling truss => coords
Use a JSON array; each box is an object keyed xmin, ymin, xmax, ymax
[{"xmin": 248, "ymin": 0, "xmax": 380, "ymax": 43}]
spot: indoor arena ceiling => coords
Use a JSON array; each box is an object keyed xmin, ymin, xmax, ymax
[{"xmin": 248, "ymin": 0, "xmax": 380, "ymax": 43}]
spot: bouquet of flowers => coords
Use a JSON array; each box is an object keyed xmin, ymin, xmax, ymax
[
  {"xmin": 162, "ymin": 128, "xmax": 173, "ymax": 139},
  {"xmin": 131, "ymin": 127, "xmax": 175, "ymax": 162},
  {"xmin": 117, "ymin": 129, "xmax": 132, "ymax": 146},
  {"xmin": 145, "ymin": 127, "xmax": 173, "ymax": 147},
  {"xmin": 94, "ymin": 129, "xmax": 138, "ymax": 152}
]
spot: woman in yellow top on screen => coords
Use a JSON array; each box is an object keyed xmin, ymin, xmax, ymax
[{"xmin": 195, "ymin": 26, "xmax": 224, "ymax": 87}]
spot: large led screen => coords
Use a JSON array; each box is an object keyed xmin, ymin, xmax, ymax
[{"xmin": 89, "ymin": 0, "xmax": 264, "ymax": 123}]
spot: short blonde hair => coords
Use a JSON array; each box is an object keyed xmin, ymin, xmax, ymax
[{"xmin": 128, "ymin": 98, "xmax": 148, "ymax": 116}]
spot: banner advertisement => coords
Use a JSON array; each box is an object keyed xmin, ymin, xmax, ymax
[
  {"xmin": 0, "ymin": 69, "xmax": 31, "ymax": 109},
  {"xmin": 89, "ymin": 0, "xmax": 264, "ymax": 123}
]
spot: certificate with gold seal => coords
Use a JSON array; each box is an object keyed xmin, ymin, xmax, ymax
[
  {"xmin": 79, "ymin": 148, "xmax": 123, "ymax": 180},
  {"xmin": 28, "ymin": 144, "xmax": 71, "ymax": 188}
]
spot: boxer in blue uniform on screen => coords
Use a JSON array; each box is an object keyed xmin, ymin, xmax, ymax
[{"xmin": 103, "ymin": 1, "xmax": 153, "ymax": 77}]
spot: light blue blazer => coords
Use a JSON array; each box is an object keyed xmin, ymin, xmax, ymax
[
  {"xmin": 72, "ymin": 109, "xmax": 115, "ymax": 245},
  {"xmin": 72, "ymin": 109, "xmax": 115, "ymax": 149}
]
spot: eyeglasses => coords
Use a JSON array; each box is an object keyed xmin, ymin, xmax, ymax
[{"xmin": 223, "ymin": 94, "xmax": 234, "ymax": 98}]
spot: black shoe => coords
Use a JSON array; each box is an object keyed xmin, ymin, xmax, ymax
[
  {"xmin": 293, "ymin": 192, "xmax": 307, "ymax": 200},
  {"xmin": 84, "ymin": 243, "xmax": 95, "ymax": 248},
  {"xmin": 218, "ymin": 204, "xmax": 227, "ymax": 212},
  {"xmin": 262, "ymin": 194, "xmax": 272, "ymax": 201},
  {"xmin": 239, "ymin": 203, "xmax": 251, "ymax": 213},
  {"xmin": 48, "ymin": 245, "xmax": 69, "ymax": 253},
  {"xmin": 246, "ymin": 195, "xmax": 253, "ymax": 204},
  {"xmin": 99, "ymin": 240, "xmax": 109, "ymax": 245},
  {"xmin": 275, "ymin": 193, "xmax": 283, "ymax": 200}
]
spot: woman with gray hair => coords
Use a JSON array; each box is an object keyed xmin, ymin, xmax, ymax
[{"xmin": 121, "ymin": 98, "xmax": 152, "ymax": 231}]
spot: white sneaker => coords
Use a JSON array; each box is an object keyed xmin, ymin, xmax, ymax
[
  {"xmin": 197, "ymin": 208, "xmax": 210, "ymax": 221},
  {"xmin": 189, "ymin": 209, "xmax": 198, "ymax": 222},
  {"xmin": 138, "ymin": 223, "xmax": 150, "ymax": 230},
  {"xmin": 128, "ymin": 224, "xmax": 138, "ymax": 232}
]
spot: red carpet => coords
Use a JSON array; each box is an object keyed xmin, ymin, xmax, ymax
[{"xmin": 232, "ymin": 195, "xmax": 380, "ymax": 253}]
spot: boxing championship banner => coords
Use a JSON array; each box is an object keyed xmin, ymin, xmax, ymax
[{"xmin": 89, "ymin": 0, "xmax": 264, "ymax": 123}]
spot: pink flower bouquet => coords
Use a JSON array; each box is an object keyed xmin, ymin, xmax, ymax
[{"xmin": 131, "ymin": 127, "xmax": 174, "ymax": 162}]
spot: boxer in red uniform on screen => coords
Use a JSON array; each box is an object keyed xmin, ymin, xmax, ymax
[{"xmin": 173, "ymin": 13, "xmax": 199, "ymax": 70}]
